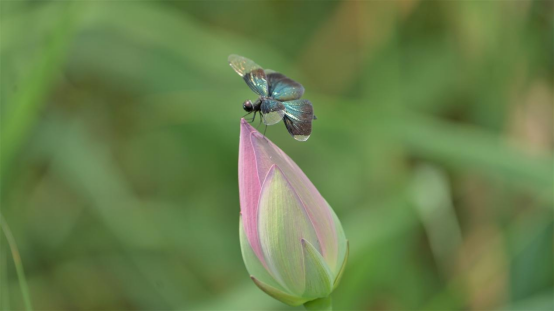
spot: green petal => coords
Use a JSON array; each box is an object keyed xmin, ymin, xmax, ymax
[
  {"xmin": 304, "ymin": 296, "xmax": 333, "ymax": 311},
  {"xmin": 239, "ymin": 218, "xmax": 284, "ymax": 291},
  {"xmin": 330, "ymin": 205, "xmax": 348, "ymax": 275},
  {"xmin": 333, "ymin": 240, "xmax": 349, "ymax": 290},
  {"xmin": 302, "ymin": 239, "xmax": 333, "ymax": 299},
  {"xmin": 258, "ymin": 165, "xmax": 319, "ymax": 296},
  {"xmin": 251, "ymin": 276, "xmax": 307, "ymax": 307}
]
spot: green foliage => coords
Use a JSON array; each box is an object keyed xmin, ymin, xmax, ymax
[{"xmin": 1, "ymin": 0, "xmax": 552, "ymax": 310}]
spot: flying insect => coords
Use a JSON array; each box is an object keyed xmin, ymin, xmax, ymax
[{"xmin": 229, "ymin": 54, "xmax": 315, "ymax": 141}]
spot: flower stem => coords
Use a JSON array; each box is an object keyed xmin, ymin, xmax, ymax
[{"xmin": 304, "ymin": 296, "xmax": 332, "ymax": 311}]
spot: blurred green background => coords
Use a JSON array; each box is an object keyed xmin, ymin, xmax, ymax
[{"xmin": 1, "ymin": 0, "xmax": 553, "ymax": 310}]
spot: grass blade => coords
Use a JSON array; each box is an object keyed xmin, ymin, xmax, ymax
[
  {"xmin": 0, "ymin": 2, "xmax": 81, "ymax": 179},
  {"xmin": 0, "ymin": 213, "xmax": 32, "ymax": 310}
]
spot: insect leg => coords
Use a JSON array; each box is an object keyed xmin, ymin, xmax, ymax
[
  {"xmin": 262, "ymin": 125, "xmax": 268, "ymax": 139},
  {"xmin": 257, "ymin": 114, "xmax": 263, "ymax": 129},
  {"xmin": 247, "ymin": 112, "xmax": 256, "ymax": 123}
]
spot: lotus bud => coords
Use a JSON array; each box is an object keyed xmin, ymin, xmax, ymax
[{"xmin": 238, "ymin": 119, "xmax": 348, "ymax": 310}]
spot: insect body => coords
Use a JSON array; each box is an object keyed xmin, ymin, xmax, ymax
[{"xmin": 228, "ymin": 54, "xmax": 315, "ymax": 141}]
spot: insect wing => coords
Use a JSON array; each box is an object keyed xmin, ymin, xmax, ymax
[
  {"xmin": 229, "ymin": 54, "xmax": 268, "ymax": 96},
  {"xmin": 267, "ymin": 72, "xmax": 305, "ymax": 101},
  {"xmin": 260, "ymin": 99, "xmax": 286, "ymax": 125},
  {"xmin": 229, "ymin": 54, "xmax": 262, "ymax": 77},
  {"xmin": 282, "ymin": 99, "xmax": 314, "ymax": 141},
  {"xmin": 244, "ymin": 69, "xmax": 269, "ymax": 96}
]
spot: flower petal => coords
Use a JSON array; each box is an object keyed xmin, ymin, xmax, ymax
[
  {"xmin": 258, "ymin": 165, "xmax": 319, "ymax": 296},
  {"xmin": 330, "ymin": 205, "xmax": 348, "ymax": 275},
  {"xmin": 239, "ymin": 217, "xmax": 283, "ymax": 291},
  {"xmin": 304, "ymin": 296, "xmax": 332, "ymax": 311},
  {"xmin": 250, "ymin": 276, "xmax": 307, "ymax": 307},
  {"xmin": 239, "ymin": 119, "xmax": 266, "ymax": 265},
  {"xmin": 333, "ymin": 241, "xmax": 349, "ymax": 291},
  {"xmin": 249, "ymin": 125, "xmax": 339, "ymax": 269},
  {"xmin": 301, "ymin": 239, "xmax": 333, "ymax": 299}
]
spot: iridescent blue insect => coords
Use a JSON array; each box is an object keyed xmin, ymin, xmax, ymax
[{"xmin": 229, "ymin": 54, "xmax": 315, "ymax": 141}]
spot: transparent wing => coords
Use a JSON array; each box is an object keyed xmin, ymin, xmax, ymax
[
  {"xmin": 260, "ymin": 99, "xmax": 286, "ymax": 125},
  {"xmin": 267, "ymin": 72, "xmax": 305, "ymax": 101},
  {"xmin": 229, "ymin": 54, "xmax": 268, "ymax": 96},
  {"xmin": 229, "ymin": 54, "xmax": 262, "ymax": 77},
  {"xmin": 282, "ymin": 99, "xmax": 314, "ymax": 141}
]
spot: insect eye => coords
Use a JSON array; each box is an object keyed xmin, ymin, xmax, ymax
[{"xmin": 243, "ymin": 100, "xmax": 253, "ymax": 112}]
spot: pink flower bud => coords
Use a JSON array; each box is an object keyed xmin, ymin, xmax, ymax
[{"xmin": 238, "ymin": 119, "xmax": 348, "ymax": 307}]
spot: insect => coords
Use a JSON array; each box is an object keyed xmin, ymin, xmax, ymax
[{"xmin": 228, "ymin": 54, "xmax": 315, "ymax": 141}]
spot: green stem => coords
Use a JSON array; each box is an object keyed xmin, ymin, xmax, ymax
[
  {"xmin": 304, "ymin": 296, "xmax": 332, "ymax": 311},
  {"xmin": 0, "ymin": 214, "xmax": 33, "ymax": 310}
]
